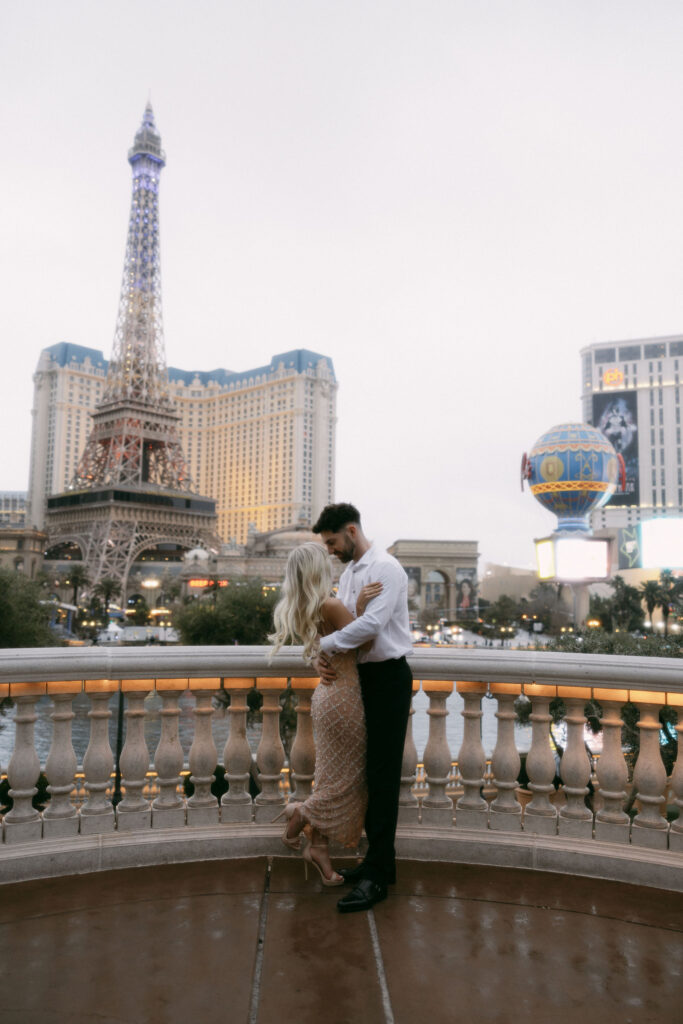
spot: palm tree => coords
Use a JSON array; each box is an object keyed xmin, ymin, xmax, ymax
[
  {"xmin": 66, "ymin": 564, "xmax": 90, "ymax": 608},
  {"xmin": 610, "ymin": 575, "xmax": 644, "ymax": 632},
  {"xmin": 639, "ymin": 579, "xmax": 660, "ymax": 627},
  {"xmin": 93, "ymin": 577, "xmax": 121, "ymax": 619},
  {"xmin": 656, "ymin": 569, "xmax": 677, "ymax": 637}
]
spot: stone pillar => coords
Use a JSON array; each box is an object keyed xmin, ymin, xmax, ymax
[
  {"xmin": 558, "ymin": 691, "xmax": 593, "ymax": 839},
  {"xmin": 522, "ymin": 685, "xmax": 558, "ymax": 835},
  {"xmin": 43, "ymin": 682, "xmax": 79, "ymax": 838},
  {"xmin": 4, "ymin": 686, "xmax": 43, "ymax": 844},
  {"xmin": 289, "ymin": 678, "xmax": 317, "ymax": 803},
  {"xmin": 593, "ymin": 689, "xmax": 630, "ymax": 844},
  {"xmin": 221, "ymin": 680, "xmax": 254, "ymax": 823},
  {"xmin": 253, "ymin": 678, "xmax": 286, "ymax": 823},
  {"xmin": 421, "ymin": 680, "xmax": 454, "ymax": 826},
  {"xmin": 398, "ymin": 679, "xmax": 420, "ymax": 825},
  {"xmin": 80, "ymin": 680, "xmax": 117, "ymax": 835},
  {"xmin": 116, "ymin": 681, "xmax": 152, "ymax": 831},
  {"xmin": 152, "ymin": 679, "xmax": 187, "ymax": 829},
  {"xmin": 631, "ymin": 699, "xmax": 669, "ymax": 849},
  {"xmin": 669, "ymin": 692, "xmax": 683, "ymax": 853},
  {"xmin": 489, "ymin": 684, "xmax": 522, "ymax": 832},
  {"xmin": 187, "ymin": 679, "xmax": 220, "ymax": 827},
  {"xmin": 455, "ymin": 681, "xmax": 489, "ymax": 829}
]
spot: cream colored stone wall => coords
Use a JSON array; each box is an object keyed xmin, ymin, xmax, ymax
[{"xmin": 28, "ymin": 347, "xmax": 336, "ymax": 544}]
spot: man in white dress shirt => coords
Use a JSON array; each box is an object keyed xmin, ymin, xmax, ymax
[{"xmin": 312, "ymin": 502, "xmax": 413, "ymax": 913}]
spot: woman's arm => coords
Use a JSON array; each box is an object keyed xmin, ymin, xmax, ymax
[
  {"xmin": 321, "ymin": 596, "xmax": 375, "ymax": 656},
  {"xmin": 320, "ymin": 596, "xmax": 354, "ymax": 633}
]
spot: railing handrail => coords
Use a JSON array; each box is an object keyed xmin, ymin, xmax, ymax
[{"xmin": 0, "ymin": 644, "xmax": 681, "ymax": 694}]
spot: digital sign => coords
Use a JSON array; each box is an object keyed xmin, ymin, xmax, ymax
[
  {"xmin": 640, "ymin": 518, "xmax": 683, "ymax": 568},
  {"xmin": 593, "ymin": 390, "xmax": 639, "ymax": 505},
  {"xmin": 536, "ymin": 536, "xmax": 609, "ymax": 581}
]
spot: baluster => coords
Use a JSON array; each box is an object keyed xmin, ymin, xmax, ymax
[
  {"xmin": 398, "ymin": 679, "xmax": 420, "ymax": 824},
  {"xmin": 421, "ymin": 680, "xmax": 454, "ymax": 826},
  {"xmin": 523, "ymin": 686, "xmax": 558, "ymax": 834},
  {"xmin": 631, "ymin": 699, "xmax": 669, "ymax": 849},
  {"xmin": 489, "ymin": 685, "xmax": 522, "ymax": 831},
  {"xmin": 455, "ymin": 681, "xmax": 488, "ymax": 829},
  {"xmin": 80, "ymin": 680, "xmax": 116, "ymax": 834},
  {"xmin": 558, "ymin": 692, "xmax": 592, "ymax": 838},
  {"xmin": 0, "ymin": 682, "xmax": 6, "ymax": 787},
  {"xmin": 669, "ymin": 693, "xmax": 683, "ymax": 852},
  {"xmin": 593, "ymin": 689, "xmax": 630, "ymax": 843},
  {"xmin": 43, "ymin": 682, "xmax": 79, "ymax": 838},
  {"xmin": 221, "ymin": 680, "xmax": 254, "ymax": 823},
  {"xmin": 254, "ymin": 678, "xmax": 286, "ymax": 822},
  {"xmin": 288, "ymin": 678, "xmax": 317, "ymax": 803},
  {"xmin": 116, "ymin": 680, "xmax": 152, "ymax": 831},
  {"xmin": 4, "ymin": 686, "xmax": 44, "ymax": 844},
  {"xmin": 152, "ymin": 680, "xmax": 187, "ymax": 828},
  {"xmin": 187, "ymin": 679, "xmax": 220, "ymax": 826}
]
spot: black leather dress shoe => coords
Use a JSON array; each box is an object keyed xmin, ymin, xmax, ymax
[
  {"xmin": 337, "ymin": 878, "xmax": 387, "ymax": 914},
  {"xmin": 339, "ymin": 864, "xmax": 396, "ymax": 886},
  {"xmin": 338, "ymin": 864, "xmax": 367, "ymax": 885}
]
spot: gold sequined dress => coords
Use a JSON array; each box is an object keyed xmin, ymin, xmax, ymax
[{"xmin": 302, "ymin": 649, "xmax": 367, "ymax": 848}]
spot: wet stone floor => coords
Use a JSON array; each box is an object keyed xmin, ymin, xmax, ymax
[{"xmin": 0, "ymin": 857, "xmax": 681, "ymax": 1024}]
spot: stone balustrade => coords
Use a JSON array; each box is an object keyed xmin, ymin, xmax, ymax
[{"xmin": 0, "ymin": 644, "xmax": 681, "ymax": 890}]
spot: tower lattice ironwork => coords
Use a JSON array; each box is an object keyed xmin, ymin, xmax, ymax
[
  {"xmin": 74, "ymin": 103, "xmax": 191, "ymax": 492},
  {"xmin": 46, "ymin": 104, "xmax": 219, "ymax": 591}
]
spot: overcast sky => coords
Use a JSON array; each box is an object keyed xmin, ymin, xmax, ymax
[{"xmin": 3, "ymin": 1, "xmax": 683, "ymax": 568}]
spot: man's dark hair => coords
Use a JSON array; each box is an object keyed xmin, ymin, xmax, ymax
[{"xmin": 312, "ymin": 502, "xmax": 361, "ymax": 534}]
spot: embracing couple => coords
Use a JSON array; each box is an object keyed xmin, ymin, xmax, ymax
[{"xmin": 269, "ymin": 502, "xmax": 413, "ymax": 913}]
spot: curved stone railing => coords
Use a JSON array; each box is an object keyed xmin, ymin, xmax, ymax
[{"xmin": 0, "ymin": 645, "xmax": 681, "ymax": 889}]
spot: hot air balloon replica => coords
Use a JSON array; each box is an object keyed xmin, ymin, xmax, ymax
[{"xmin": 521, "ymin": 422, "xmax": 623, "ymax": 624}]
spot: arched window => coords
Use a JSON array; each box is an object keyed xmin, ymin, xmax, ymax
[{"xmin": 425, "ymin": 570, "xmax": 446, "ymax": 608}]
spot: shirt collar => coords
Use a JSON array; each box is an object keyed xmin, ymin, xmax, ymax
[{"xmin": 350, "ymin": 543, "xmax": 375, "ymax": 573}]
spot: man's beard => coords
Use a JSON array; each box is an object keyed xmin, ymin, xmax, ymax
[{"xmin": 336, "ymin": 534, "xmax": 356, "ymax": 563}]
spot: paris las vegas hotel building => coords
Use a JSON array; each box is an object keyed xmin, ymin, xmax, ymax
[
  {"xmin": 27, "ymin": 341, "xmax": 336, "ymax": 545},
  {"xmin": 582, "ymin": 333, "xmax": 683, "ymax": 572}
]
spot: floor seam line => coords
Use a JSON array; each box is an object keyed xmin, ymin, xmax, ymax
[
  {"xmin": 367, "ymin": 909, "xmax": 395, "ymax": 1024},
  {"xmin": 247, "ymin": 857, "xmax": 272, "ymax": 1024}
]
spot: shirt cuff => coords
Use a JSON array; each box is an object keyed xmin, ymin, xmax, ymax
[{"xmin": 319, "ymin": 634, "xmax": 336, "ymax": 655}]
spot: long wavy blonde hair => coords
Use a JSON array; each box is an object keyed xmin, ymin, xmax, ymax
[{"xmin": 268, "ymin": 542, "xmax": 332, "ymax": 662}]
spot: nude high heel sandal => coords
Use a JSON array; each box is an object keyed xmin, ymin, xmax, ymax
[
  {"xmin": 302, "ymin": 839, "xmax": 344, "ymax": 886},
  {"xmin": 272, "ymin": 802, "xmax": 305, "ymax": 850}
]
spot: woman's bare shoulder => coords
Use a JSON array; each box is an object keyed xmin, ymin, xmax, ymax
[{"xmin": 320, "ymin": 596, "xmax": 354, "ymax": 631}]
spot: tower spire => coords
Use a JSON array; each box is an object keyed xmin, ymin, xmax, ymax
[
  {"xmin": 47, "ymin": 103, "xmax": 218, "ymax": 590},
  {"xmin": 73, "ymin": 103, "xmax": 190, "ymax": 490}
]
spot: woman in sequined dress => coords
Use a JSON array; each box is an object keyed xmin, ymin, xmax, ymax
[{"xmin": 269, "ymin": 543, "xmax": 378, "ymax": 884}]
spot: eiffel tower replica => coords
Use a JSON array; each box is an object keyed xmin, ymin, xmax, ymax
[{"xmin": 46, "ymin": 103, "xmax": 219, "ymax": 590}]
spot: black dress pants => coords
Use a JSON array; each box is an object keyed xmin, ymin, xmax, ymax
[{"xmin": 357, "ymin": 657, "xmax": 413, "ymax": 886}]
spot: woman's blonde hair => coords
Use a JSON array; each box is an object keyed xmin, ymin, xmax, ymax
[{"xmin": 268, "ymin": 542, "xmax": 332, "ymax": 662}]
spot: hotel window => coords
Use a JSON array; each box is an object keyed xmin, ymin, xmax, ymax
[{"xmin": 594, "ymin": 347, "xmax": 616, "ymax": 363}]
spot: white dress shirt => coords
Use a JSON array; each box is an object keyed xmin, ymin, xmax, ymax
[{"xmin": 319, "ymin": 544, "xmax": 413, "ymax": 663}]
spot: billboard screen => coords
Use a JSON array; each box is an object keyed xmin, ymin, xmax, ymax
[
  {"xmin": 640, "ymin": 518, "xmax": 683, "ymax": 568},
  {"xmin": 618, "ymin": 526, "xmax": 642, "ymax": 570},
  {"xmin": 405, "ymin": 567, "xmax": 422, "ymax": 608},
  {"xmin": 455, "ymin": 568, "xmax": 477, "ymax": 617},
  {"xmin": 555, "ymin": 537, "xmax": 609, "ymax": 580},
  {"xmin": 536, "ymin": 536, "xmax": 609, "ymax": 580},
  {"xmin": 592, "ymin": 390, "xmax": 639, "ymax": 505}
]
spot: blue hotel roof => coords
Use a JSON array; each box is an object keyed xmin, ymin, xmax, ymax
[{"xmin": 43, "ymin": 343, "xmax": 336, "ymax": 385}]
